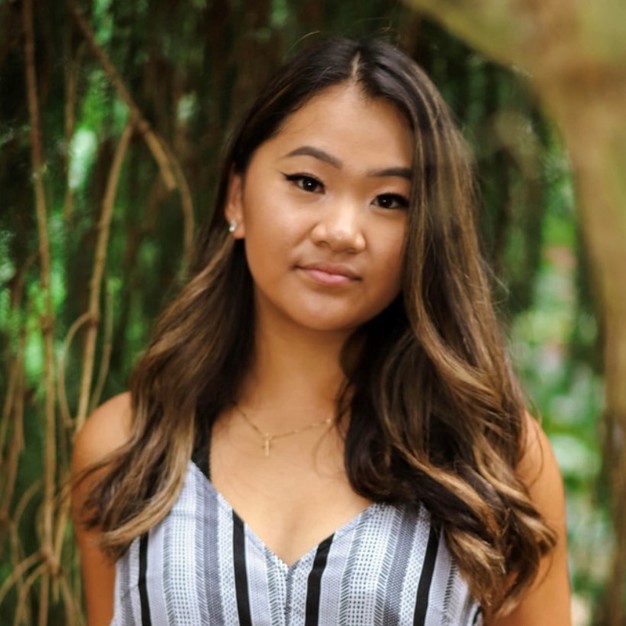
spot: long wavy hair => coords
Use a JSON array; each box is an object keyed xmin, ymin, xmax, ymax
[{"xmin": 79, "ymin": 37, "xmax": 556, "ymax": 616}]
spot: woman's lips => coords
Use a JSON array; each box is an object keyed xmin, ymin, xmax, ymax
[{"xmin": 298, "ymin": 263, "xmax": 360, "ymax": 286}]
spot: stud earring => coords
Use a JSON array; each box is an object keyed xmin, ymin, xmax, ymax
[{"xmin": 228, "ymin": 220, "xmax": 237, "ymax": 233}]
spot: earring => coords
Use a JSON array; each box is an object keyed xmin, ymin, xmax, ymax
[{"xmin": 228, "ymin": 220, "xmax": 237, "ymax": 233}]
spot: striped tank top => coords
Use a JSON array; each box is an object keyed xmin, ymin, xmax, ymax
[{"xmin": 111, "ymin": 434, "xmax": 483, "ymax": 625}]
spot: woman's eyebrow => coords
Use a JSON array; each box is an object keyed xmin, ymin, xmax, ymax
[
  {"xmin": 283, "ymin": 145, "xmax": 412, "ymax": 180},
  {"xmin": 368, "ymin": 166, "xmax": 412, "ymax": 180},
  {"xmin": 283, "ymin": 145, "xmax": 342, "ymax": 168}
]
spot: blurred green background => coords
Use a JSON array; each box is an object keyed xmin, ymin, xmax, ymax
[{"xmin": 0, "ymin": 0, "xmax": 613, "ymax": 624}]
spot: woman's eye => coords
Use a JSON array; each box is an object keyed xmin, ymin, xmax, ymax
[
  {"xmin": 374, "ymin": 193, "xmax": 409, "ymax": 210},
  {"xmin": 283, "ymin": 173, "xmax": 323, "ymax": 193}
]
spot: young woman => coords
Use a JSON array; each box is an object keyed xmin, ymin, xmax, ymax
[{"xmin": 72, "ymin": 37, "xmax": 571, "ymax": 625}]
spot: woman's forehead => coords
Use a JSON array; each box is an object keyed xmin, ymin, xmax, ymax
[{"xmin": 258, "ymin": 84, "xmax": 413, "ymax": 171}]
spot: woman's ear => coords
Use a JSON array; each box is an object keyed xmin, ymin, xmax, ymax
[{"xmin": 225, "ymin": 171, "xmax": 245, "ymax": 238}]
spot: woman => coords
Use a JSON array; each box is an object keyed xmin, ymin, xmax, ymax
[{"xmin": 72, "ymin": 37, "xmax": 571, "ymax": 625}]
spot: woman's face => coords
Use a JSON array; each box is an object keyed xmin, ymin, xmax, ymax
[{"xmin": 226, "ymin": 83, "xmax": 412, "ymax": 338}]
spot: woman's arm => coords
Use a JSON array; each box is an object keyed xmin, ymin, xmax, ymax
[
  {"xmin": 490, "ymin": 414, "xmax": 571, "ymax": 626},
  {"xmin": 71, "ymin": 393, "xmax": 132, "ymax": 626}
]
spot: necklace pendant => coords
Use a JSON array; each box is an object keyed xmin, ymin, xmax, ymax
[{"xmin": 233, "ymin": 402, "xmax": 335, "ymax": 459}]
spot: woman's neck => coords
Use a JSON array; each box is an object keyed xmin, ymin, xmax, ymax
[{"xmin": 237, "ymin": 320, "xmax": 352, "ymax": 428}]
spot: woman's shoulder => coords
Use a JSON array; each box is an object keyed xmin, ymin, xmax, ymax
[
  {"xmin": 516, "ymin": 412, "xmax": 564, "ymax": 508},
  {"xmin": 72, "ymin": 392, "xmax": 133, "ymax": 472},
  {"xmin": 71, "ymin": 394, "xmax": 132, "ymax": 626},
  {"xmin": 491, "ymin": 412, "xmax": 571, "ymax": 625}
]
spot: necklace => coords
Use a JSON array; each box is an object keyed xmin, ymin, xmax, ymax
[{"xmin": 233, "ymin": 403, "xmax": 334, "ymax": 457}]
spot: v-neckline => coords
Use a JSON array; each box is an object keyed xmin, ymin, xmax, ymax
[{"xmin": 190, "ymin": 460, "xmax": 380, "ymax": 571}]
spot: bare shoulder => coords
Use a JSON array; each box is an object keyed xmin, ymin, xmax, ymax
[
  {"xmin": 72, "ymin": 392, "xmax": 133, "ymax": 473},
  {"xmin": 71, "ymin": 394, "xmax": 132, "ymax": 626},
  {"xmin": 516, "ymin": 412, "xmax": 566, "ymax": 526},
  {"xmin": 490, "ymin": 412, "xmax": 571, "ymax": 626}
]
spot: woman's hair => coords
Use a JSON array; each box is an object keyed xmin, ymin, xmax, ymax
[{"xmin": 79, "ymin": 37, "xmax": 556, "ymax": 615}]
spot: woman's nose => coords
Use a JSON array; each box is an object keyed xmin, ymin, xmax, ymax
[{"xmin": 310, "ymin": 200, "xmax": 366, "ymax": 253}]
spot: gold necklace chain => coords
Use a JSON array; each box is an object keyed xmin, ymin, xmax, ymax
[{"xmin": 233, "ymin": 403, "xmax": 334, "ymax": 457}]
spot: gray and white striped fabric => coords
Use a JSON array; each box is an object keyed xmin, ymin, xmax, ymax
[{"xmin": 112, "ymin": 460, "xmax": 482, "ymax": 626}]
